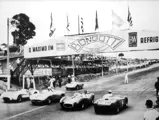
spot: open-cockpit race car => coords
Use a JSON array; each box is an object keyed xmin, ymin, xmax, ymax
[
  {"xmin": 65, "ymin": 81, "xmax": 84, "ymax": 90},
  {"xmin": 60, "ymin": 91, "xmax": 94, "ymax": 110},
  {"xmin": 94, "ymin": 94, "xmax": 128, "ymax": 114},
  {"xmin": 1, "ymin": 76, "xmax": 39, "ymax": 103},
  {"xmin": 1, "ymin": 88, "xmax": 39, "ymax": 103},
  {"xmin": 30, "ymin": 87, "xmax": 65, "ymax": 105}
]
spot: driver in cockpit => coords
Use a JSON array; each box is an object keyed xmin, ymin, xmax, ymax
[{"xmin": 103, "ymin": 90, "xmax": 113, "ymax": 99}]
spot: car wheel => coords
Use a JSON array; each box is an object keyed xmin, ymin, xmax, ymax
[
  {"xmin": 31, "ymin": 102, "xmax": 36, "ymax": 105},
  {"xmin": 91, "ymin": 96, "xmax": 94, "ymax": 104},
  {"xmin": 94, "ymin": 107, "xmax": 100, "ymax": 114},
  {"xmin": 81, "ymin": 103, "xmax": 85, "ymax": 109},
  {"xmin": 114, "ymin": 106, "xmax": 120, "ymax": 114},
  {"xmin": 34, "ymin": 91, "xmax": 38, "ymax": 94},
  {"xmin": 76, "ymin": 85, "xmax": 79, "ymax": 90},
  {"xmin": 47, "ymin": 98, "xmax": 52, "ymax": 105},
  {"xmin": 60, "ymin": 94, "xmax": 65, "ymax": 100},
  {"xmin": 3, "ymin": 99, "xmax": 9, "ymax": 103},
  {"xmin": 17, "ymin": 95, "xmax": 22, "ymax": 102},
  {"xmin": 124, "ymin": 98, "xmax": 128, "ymax": 108}
]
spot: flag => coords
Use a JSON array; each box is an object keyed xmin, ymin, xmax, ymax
[
  {"xmin": 49, "ymin": 12, "xmax": 56, "ymax": 37},
  {"xmin": 66, "ymin": 15, "xmax": 70, "ymax": 31},
  {"xmin": 81, "ymin": 17, "xmax": 84, "ymax": 33},
  {"xmin": 49, "ymin": 29, "xmax": 56, "ymax": 37},
  {"xmin": 95, "ymin": 10, "xmax": 99, "ymax": 31},
  {"xmin": 112, "ymin": 10, "xmax": 124, "ymax": 27},
  {"xmin": 127, "ymin": 6, "xmax": 133, "ymax": 27}
]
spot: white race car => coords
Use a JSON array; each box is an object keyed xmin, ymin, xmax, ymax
[
  {"xmin": 65, "ymin": 81, "xmax": 84, "ymax": 90},
  {"xmin": 30, "ymin": 88, "xmax": 65, "ymax": 105},
  {"xmin": 1, "ymin": 88, "xmax": 39, "ymax": 103}
]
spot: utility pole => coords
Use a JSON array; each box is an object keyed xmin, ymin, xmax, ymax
[
  {"xmin": 72, "ymin": 55, "xmax": 75, "ymax": 76},
  {"xmin": 7, "ymin": 18, "xmax": 10, "ymax": 90}
]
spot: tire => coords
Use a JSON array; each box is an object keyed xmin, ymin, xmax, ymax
[
  {"xmin": 61, "ymin": 94, "xmax": 65, "ymax": 98},
  {"xmin": 124, "ymin": 98, "xmax": 128, "ymax": 108},
  {"xmin": 47, "ymin": 98, "xmax": 52, "ymax": 105},
  {"xmin": 76, "ymin": 85, "xmax": 79, "ymax": 90},
  {"xmin": 60, "ymin": 94, "xmax": 65, "ymax": 101},
  {"xmin": 94, "ymin": 107, "xmax": 100, "ymax": 114},
  {"xmin": 17, "ymin": 95, "xmax": 22, "ymax": 102},
  {"xmin": 81, "ymin": 103, "xmax": 85, "ymax": 109},
  {"xmin": 34, "ymin": 91, "xmax": 38, "ymax": 94},
  {"xmin": 61, "ymin": 104, "xmax": 65, "ymax": 110},
  {"xmin": 3, "ymin": 99, "xmax": 9, "ymax": 103},
  {"xmin": 114, "ymin": 105, "xmax": 120, "ymax": 114},
  {"xmin": 31, "ymin": 102, "xmax": 36, "ymax": 105},
  {"xmin": 91, "ymin": 96, "xmax": 94, "ymax": 104}
]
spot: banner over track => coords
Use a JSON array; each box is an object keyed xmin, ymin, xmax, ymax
[{"xmin": 24, "ymin": 30, "xmax": 159, "ymax": 58}]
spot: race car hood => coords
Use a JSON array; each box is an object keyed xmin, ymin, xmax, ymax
[
  {"xmin": 63, "ymin": 95, "xmax": 82, "ymax": 104},
  {"xmin": 1, "ymin": 89, "xmax": 28, "ymax": 98},
  {"xmin": 95, "ymin": 97, "xmax": 117, "ymax": 105},
  {"xmin": 65, "ymin": 82, "xmax": 78, "ymax": 88},
  {"xmin": 30, "ymin": 90, "xmax": 53, "ymax": 100},
  {"xmin": 53, "ymin": 90, "xmax": 65, "ymax": 95},
  {"xmin": 1, "ymin": 91, "xmax": 18, "ymax": 98},
  {"xmin": 30, "ymin": 90, "xmax": 64, "ymax": 100}
]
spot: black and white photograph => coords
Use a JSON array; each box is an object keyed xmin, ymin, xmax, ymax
[{"xmin": 0, "ymin": 0, "xmax": 159, "ymax": 120}]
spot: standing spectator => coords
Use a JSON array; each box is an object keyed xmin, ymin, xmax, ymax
[
  {"xmin": 26, "ymin": 76, "xmax": 30, "ymax": 89},
  {"xmin": 71, "ymin": 75, "xmax": 75, "ymax": 82},
  {"xmin": 49, "ymin": 76, "xmax": 54, "ymax": 88},
  {"xmin": 124, "ymin": 72, "xmax": 129, "ymax": 84},
  {"xmin": 52, "ymin": 76, "xmax": 56, "ymax": 88},
  {"xmin": 143, "ymin": 99, "xmax": 159, "ymax": 120},
  {"xmin": 155, "ymin": 77, "xmax": 159, "ymax": 96},
  {"xmin": 68, "ymin": 74, "xmax": 71, "ymax": 83},
  {"xmin": 30, "ymin": 76, "xmax": 36, "ymax": 89},
  {"xmin": 58, "ymin": 75, "xmax": 62, "ymax": 88}
]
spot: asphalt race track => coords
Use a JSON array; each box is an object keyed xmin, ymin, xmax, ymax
[{"xmin": 1, "ymin": 64, "xmax": 159, "ymax": 120}]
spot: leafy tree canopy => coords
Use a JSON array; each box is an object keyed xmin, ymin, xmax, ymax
[{"xmin": 11, "ymin": 13, "xmax": 36, "ymax": 46}]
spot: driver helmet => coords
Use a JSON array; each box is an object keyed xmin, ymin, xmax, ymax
[{"xmin": 108, "ymin": 90, "xmax": 112, "ymax": 94}]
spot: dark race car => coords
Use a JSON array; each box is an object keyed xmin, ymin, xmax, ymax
[
  {"xmin": 65, "ymin": 81, "xmax": 84, "ymax": 90},
  {"xmin": 60, "ymin": 92, "xmax": 94, "ymax": 110},
  {"xmin": 94, "ymin": 94, "xmax": 128, "ymax": 114}
]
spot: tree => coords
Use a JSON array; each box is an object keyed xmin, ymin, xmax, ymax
[{"xmin": 11, "ymin": 13, "xmax": 36, "ymax": 46}]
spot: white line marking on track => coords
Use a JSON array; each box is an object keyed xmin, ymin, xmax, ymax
[{"xmin": 3, "ymin": 106, "xmax": 46, "ymax": 120}]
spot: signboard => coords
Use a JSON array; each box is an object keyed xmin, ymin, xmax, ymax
[
  {"xmin": 25, "ymin": 68, "xmax": 52, "ymax": 76},
  {"xmin": 24, "ymin": 30, "xmax": 159, "ymax": 58},
  {"xmin": 129, "ymin": 32, "xmax": 137, "ymax": 47}
]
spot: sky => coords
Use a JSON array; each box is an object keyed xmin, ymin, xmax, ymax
[{"xmin": 1, "ymin": 0, "xmax": 159, "ymax": 59}]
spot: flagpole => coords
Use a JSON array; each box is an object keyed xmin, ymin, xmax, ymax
[
  {"xmin": 66, "ymin": 14, "xmax": 70, "ymax": 35},
  {"xmin": 78, "ymin": 15, "xmax": 80, "ymax": 35},
  {"xmin": 116, "ymin": 52, "xmax": 118, "ymax": 74},
  {"xmin": 7, "ymin": 18, "xmax": 10, "ymax": 90},
  {"xmin": 101, "ymin": 53, "xmax": 103, "ymax": 77},
  {"xmin": 95, "ymin": 10, "xmax": 99, "ymax": 32}
]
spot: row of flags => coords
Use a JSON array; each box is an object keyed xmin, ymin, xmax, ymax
[{"xmin": 49, "ymin": 6, "xmax": 133, "ymax": 37}]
